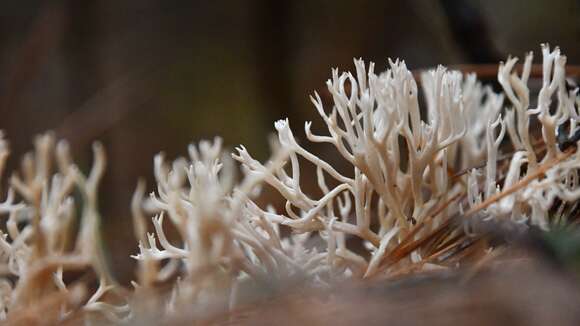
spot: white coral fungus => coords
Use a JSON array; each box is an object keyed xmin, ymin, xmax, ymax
[
  {"xmin": 132, "ymin": 44, "xmax": 580, "ymax": 316},
  {"xmin": 0, "ymin": 134, "xmax": 130, "ymax": 323}
]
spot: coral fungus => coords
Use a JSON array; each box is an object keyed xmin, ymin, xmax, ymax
[{"xmin": 0, "ymin": 44, "xmax": 579, "ymax": 323}]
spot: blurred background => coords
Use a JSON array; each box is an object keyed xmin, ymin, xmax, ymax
[{"xmin": 1, "ymin": 0, "xmax": 579, "ymax": 282}]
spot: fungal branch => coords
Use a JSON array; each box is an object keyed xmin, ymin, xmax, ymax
[
  {"xmin": 234, "ymin": 57, "xmax": 496, "ymax": 276},
  {"xmin": 0, "ymin": 134, "xmax": 129, "ymax": 323},
  {"xmin": 235, "ymin": 45, "xmax": 580, "ymax": 281},
  {"xmin": 471, "ymin": 45, "xmax": 580, "ymax": 229},
  {"xmin": 130, "ymin": 137, "xmax": 332, "ymax": 319}
]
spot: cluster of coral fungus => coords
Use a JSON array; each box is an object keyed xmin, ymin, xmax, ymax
[{"xmin": 0, "ymin": 45, "xmax": 579, "ymax": 323}]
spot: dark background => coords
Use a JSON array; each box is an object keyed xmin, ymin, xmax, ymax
[{"xmin": 1, "ymin": 0, "xmax": 579, "ymax": 281}]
